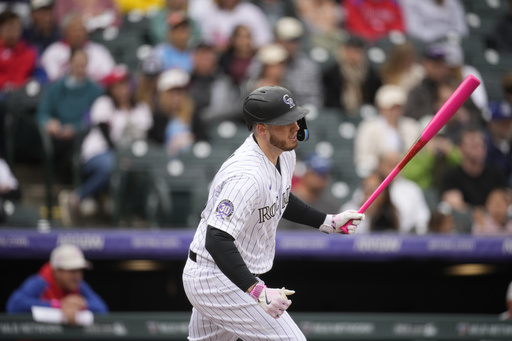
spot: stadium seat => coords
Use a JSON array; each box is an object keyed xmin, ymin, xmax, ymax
[
  {"xmin": 110, "ymin": 141, "xmax": 173, "ymax": 227},
  {"xmin": 0, "ymin": 199, "xmax": 41, "ymax": 227}
]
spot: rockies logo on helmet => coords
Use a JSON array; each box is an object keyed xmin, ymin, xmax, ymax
[{"xmin": 283, "ymin": 94, "xmax": 295, "ymax": 109}]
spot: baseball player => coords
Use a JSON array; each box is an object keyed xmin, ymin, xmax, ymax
[{"xmin": 182, "ymin": 85, "xmax": 365, "ymax": 340}]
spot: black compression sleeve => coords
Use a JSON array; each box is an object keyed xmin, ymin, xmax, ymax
[
  {"xmin": 282, "ymin": 193, "xmax": 327, "ymax": 228},
  {"xmin": 205, "ymin": 226, "xmax": 258, "ymax": 292}
]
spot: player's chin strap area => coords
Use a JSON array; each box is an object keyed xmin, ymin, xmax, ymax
[{"xmin": 297, "ymin": 118, "xmax": 309, "ymax": 142}]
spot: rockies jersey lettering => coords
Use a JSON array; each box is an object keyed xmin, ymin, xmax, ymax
[
  {"xmin": 188, "ymin": 135, "xmax": 295, "ymax": 276},
  {"xmin": 258, "ymin": 186, "xmax": 291, "ymax": 223}
]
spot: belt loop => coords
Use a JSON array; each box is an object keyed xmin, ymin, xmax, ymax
[{"xmin": 189, "ymin": 250, "xmax": 197, "ymax": 262}]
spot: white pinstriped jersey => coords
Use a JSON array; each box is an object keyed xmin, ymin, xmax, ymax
[{"xmin": 189, "ymin": 134, "xmax": 295, "ymax": 276}]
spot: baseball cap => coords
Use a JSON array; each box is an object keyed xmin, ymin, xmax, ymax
[
  {"xmin": 375, "ymin": 84, "xmax": 406, "ymax": 109},
  {"xmin": 441, "ymin": 42, "xmax": 464, "ymax": 67},
  {"xmin": 50, "ymin": 244, "xmax": 91, "ymax": 270},
  {"xmin": 275, "ymin": 17, "xmax": 304, "ymax": 41},
  {"xmin": 140, "ymin": 55, "xmax": 163, "ymax": 77},
  {"xmin": 257, "ymin": 43, "xmax": 289, "ymax": 65},
  {"xmin": 243, "ymin": 85, "xmax": 309, "ymax": 130},
  {"xmin": 305, "ymin": 153, "xmax": 332, "ymax": 175},
  {"xmin": 157, "ymin": 68, "xmax": 190, "ymax": 92},
  {"xmin": 31, "ymin": 0, "xmax": 54, "ymax": 10},
  {"xmin": 101, "ymin": 65, "xmax": 129, "ymax": 87},
  {"xmin": 424, "ymin": 43, "xmax": 446, "ymax": 61},
  {"xmin": 485, "ymin": 101, "xmax": 512, "ymax": 121}
]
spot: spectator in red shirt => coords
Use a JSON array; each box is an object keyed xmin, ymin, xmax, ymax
[
  {"xmin": 0, "ymin": 10, "xmax": 37, "ymax": 92},
  {"xmin": 343, "ymin": 0, "xmax": 405, "ymax": 43}
]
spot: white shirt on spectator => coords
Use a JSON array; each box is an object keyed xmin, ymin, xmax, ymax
[
  {"xmin": 354, "ymin": 115, "xmax": 420, "ymax": 178},
  {"xmin": 197, "ymin": 2, "xmax": 273, "ymax": 49},
  {"xmin": 399, "ymin": 0, "xmax": 468, "ymax": 42},
  {"xmin": 41, "ymin": 41, "xmax": 115, "ymax": 83},
  {"xmin": 389, "ymin": 176, "xmax": 431, "ymax": 234},
  {"xmin": 81, "ymin": 96, "xmax": 153, "ymax": 163}
]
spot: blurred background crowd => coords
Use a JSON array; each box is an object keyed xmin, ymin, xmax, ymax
[{"xmin": 0, "ymin": 0, "xmax": 511, "ymax": 235}]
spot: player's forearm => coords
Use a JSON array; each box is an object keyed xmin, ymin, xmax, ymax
[
  {"xmin": 205, "ymin": 226, "xmax": 259, "ymax": 292},
  {"xmin": 282, "ymin": 193, "xmax": 326, "ymax": 228}
]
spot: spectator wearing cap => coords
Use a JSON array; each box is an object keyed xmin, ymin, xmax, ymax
[
  {"xmin": 41, "ymin": 12, "xmax": 115, "ymax": 83},
  {"xmin": 343, "ymin": 0, "xmax": 405, "ymax": 43},
  {"xmin": 53, "ymin": 0, "xmax": 122, "ymax": 33},
  {"xmin": 153, "ymin": 11, "xmax": 194, "ymax": 74},
  {"xmin": 135, "ymin": 55, "xmax": 163, "ymax": 113},
  {"xmin": 0, "ymin": 10, "xmax": 37, "ymax": 92},
  {"xmin": 6, "ymin": 244, "xmax": 108, "ymax": 323},
  {"xmin": 23, "ymin": 0, "xmax": 61, "ymax": 56},
  {"xmin": 149, "ymin": 0, "xmax": 201, "ymax": 46},
  {"xmin": 278, "ymin": 152, "xmax": 339, "ymax": 230},
  {"xmin": 400, "ymin": 0, "xmax": 468, "ymax": 43},
  {"xmin": 248, "ymin": 17, "xmax": 322, "ymax": 108},
  {"xmin": 198, "ymin": 0, "xmax": 272, "ymax": 51},
  {"xmin": 59, "ymin": 65, "xmax": 153, "ymax": 226},
  {"xmin": 149, "ymin": 68, "xmax": 202, "ymax": 156},
  {"xmin": 322, "ymin": 35, "xmax": 382, "ymax": 114},
  {"xmin": 485, "ymin": 101, "xmax": 512, "ymax": 186},
  {"xmin": 403, "ymin": 43, "xmax": 451, "ymax": 121},
  {"xmin": 36, "ymin": 48, "xmax": 103, "ymax": 180},
  {"xmin": 247, "ymin": 43, "xmax": 289, "ymax": 90},
  {"xmin": 354, "ymin": 84, "xmax": 420, "ymax": 177}
]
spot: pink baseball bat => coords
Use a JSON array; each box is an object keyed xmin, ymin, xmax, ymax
[{"xmin": 341, "ymin": 74, "xmax": 481, "ymax": 232}]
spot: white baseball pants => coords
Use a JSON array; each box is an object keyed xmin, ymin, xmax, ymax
[{"xmin": 182, "ymin": 257, "xmax": 306, "ymax": 341}]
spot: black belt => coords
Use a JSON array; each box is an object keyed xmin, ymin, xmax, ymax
[{"xmin": 189, "ymin": 250, "xmax": 261, "ymax": 277}]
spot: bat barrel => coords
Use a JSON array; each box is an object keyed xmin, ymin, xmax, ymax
[
  {"xmin": 342, "ymin": 74, "xmax": 481, "ymax": 229},
  {"xmin": 421, "ymin": 75, "xmax": 481, "ymax": 141}
]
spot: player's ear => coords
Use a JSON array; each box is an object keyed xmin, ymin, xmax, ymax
[{"xmin": 255, "ymin": 123, "xmax": 268, "ymax": 136}]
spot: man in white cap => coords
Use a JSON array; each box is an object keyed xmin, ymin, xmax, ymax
[
  {"xmin": 6, "ymin": 244, "xmax": 108, "ymax": 324},
  {"xmin": 248, "ymin": 16, "xmax": 323, "ymax": 108},
  {"xmin": 354, "ymin": 84, "xmax": 420, "ymax": 178}
]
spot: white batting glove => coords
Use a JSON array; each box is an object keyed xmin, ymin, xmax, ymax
[
  {"xmin": 250, "ymin": 283, "xmax": 294, "ymax": 319},
  {"xmin": 320, "ymin": 210, "xmax": 365, "ymax": 234}
]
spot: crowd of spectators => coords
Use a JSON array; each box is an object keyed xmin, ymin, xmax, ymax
[{"xmin": 0, "ymin": 0, "xmax": 511, "ymax": 234}]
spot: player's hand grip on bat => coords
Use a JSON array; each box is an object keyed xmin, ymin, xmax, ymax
[
  {"xmin": 250, "ymin": 283, "xmax": 295, "ymax": 319},
  {"xmin": 319, "ymin": 210, "xmax": 365, "ymax": 234}
]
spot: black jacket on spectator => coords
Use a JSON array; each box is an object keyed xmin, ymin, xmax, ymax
[{"xmin": 322, "ymin": 62, "xmax": 381, "ymax": 110}]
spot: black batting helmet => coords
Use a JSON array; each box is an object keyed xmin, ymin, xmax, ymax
[{"xmin": 243, "ymin": 86, "xmax": 310, "ymax": 141}]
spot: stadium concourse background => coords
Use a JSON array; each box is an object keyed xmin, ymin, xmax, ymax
[{"xmin": 2, "ymin": 0, "xmax": 512, "ymax": 340}]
